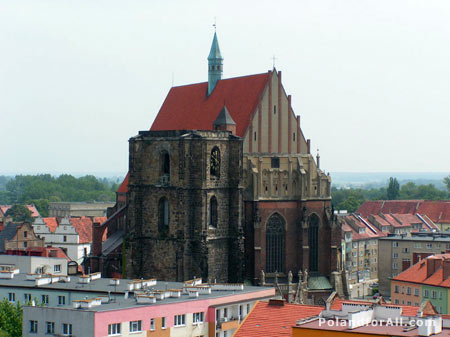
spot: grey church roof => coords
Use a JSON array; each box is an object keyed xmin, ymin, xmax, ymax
[
  {"xmin": 213, "ymin": 105, "xmax": 236, "ymax": 126},
  {"xmin": 0, "ymin": 222, "xmax": 21, "ymax": 252}
]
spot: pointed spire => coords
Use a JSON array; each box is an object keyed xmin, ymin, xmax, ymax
[{"xmin": 207, "ymin": 32, "xmax": 223, "ymax": 95}]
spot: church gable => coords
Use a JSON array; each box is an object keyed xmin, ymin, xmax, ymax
[{"xmin": 243, "ymin": 70, "xmax": 308, "ymax": 155}]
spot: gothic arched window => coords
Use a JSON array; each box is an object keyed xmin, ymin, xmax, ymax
[
  {"xmin": 308, "ymin": 214, "xmax": 320, "ymax": 272},
  {"xmin": 161, "ymin": 151, "xmax": 170, "ymax": 176},
  {"xmin": 266, "ymin": 213, "xmax": 285, "ymax": 273},
  {"xmin": 158, "ymin": 197, "xmax": 169, "ymax": 235},
  {"xmin": 210, "ymin": 147, "xmax": 220, "ymax": 178},
  {"xmin": 209, "ymin": 196, "xmax": 218, "ymax": 228}
]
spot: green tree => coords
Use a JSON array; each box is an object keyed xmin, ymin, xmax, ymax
[
  {"xmin": 0, "ymin": 299, "xmax": 22, "ymax": 337},
  {"xmin": 387, "ymin": 177, "xmax": 400, "ymax": 200},
  {"xmin": 444, "ymin": 176, "xmax": 450, "ymax": 194},
  {"xmin": 4, "ymin": 204, "xmax": 33, "ymax": 223}
]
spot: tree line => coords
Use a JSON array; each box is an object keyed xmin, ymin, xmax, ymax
[
  {"xmin": 332, "ymin": 176, "xmax": 450, "ymax": 213},
  {"xmin": 0, "ymin": 174, "xmax": 119, "ymax": 217}
]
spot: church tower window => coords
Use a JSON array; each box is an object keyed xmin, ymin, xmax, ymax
[
  {"xmin": 308, "ymin": 214, "xmax": 320, "ymax": 272},
  {"xmin": 161, "ymin": 151, "xmax": 170, "ymax": 176},
  {"xmin": 210, "ymin": 147, "xmax": 221, "ymax": 178},
  {"xmin": 158, "ymin": 197, "xmax": 169, "ymax": 236},
  {"xmin": 266, "ymin": 213, "xmax": 285, "ymax": 273},
  {"xmin": 209, "ymin": 196, "xmax": 218, "ymax": 228}
]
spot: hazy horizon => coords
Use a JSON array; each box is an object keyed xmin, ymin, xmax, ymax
[{"xmin": 2, "ymin": 1, "xmax": 450, "ymax": 173}]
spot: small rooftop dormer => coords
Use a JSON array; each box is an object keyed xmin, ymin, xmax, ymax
[{"xmin": 213, "ymin": 105, "xmax": 236, "ymax": 134}]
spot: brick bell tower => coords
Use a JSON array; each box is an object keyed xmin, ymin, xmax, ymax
[{"xmin": 125, "ymin": 129, "xmax": 244, "ymax": 282}]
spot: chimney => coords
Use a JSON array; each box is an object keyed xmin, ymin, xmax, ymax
[
  {"xmin": 443, "ymin": 259, "xmax": 450, "ymax": 281},
  {"xmin": 268, "ymin": 299, "xmax": 285, "ymax": 306},
  {"xmin": 426, "ymin": 258, "xmax": 436, "ymax": 278},
  {"xmin": 307, "ymin": 139, "xmax": 311, "ymax": 154}
]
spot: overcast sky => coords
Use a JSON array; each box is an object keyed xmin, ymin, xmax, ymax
[{"xmin": 1, "ymin": 0, "xmax": 449, "ymax": 176}]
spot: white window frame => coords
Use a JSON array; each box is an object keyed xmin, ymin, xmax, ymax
[
  {"xmin": 129, "ymin": 320, "xmax": 142, "ymax": 333},
  {"xmin": 150, "ymin": 318, "xmax": 155, "ymax": 331},
  {"xmin": 54, "ymin": 264, "xmax": 61, "ymax": 273},
  {"xmin": 62, "ymin": 323, "xmax": 72, "ymax": 336},
  {"xmin": 108, "ymin": 323, "xmax": 121, "ymax": 336},
  {"xmin": 8, "ymin": 292, "xmax": 15, "ymax": 302},
  {"xmin": 30, "ymin": 320, "xmax": 38, "ymax": 333},
  {"xmin": 193, "ymin": 312, "xmax": 204, "ymax": 324},
  {"xmin": 174, "ymin": 314, "xmax": 186, "ymax": 327},
  {"xmin": 41, "ymin": 294, "xmax": 49, "ymax": 305},
  {"xmin": 161, "ymin": 317, "xmax": 166, "ymax": 329},
  {"xmin": 58, "ymin": 296, "xmax": 66, "ymax": 305},
  {"xmin": 46, "ymin": 322, "xmax": 55, "ymax": 334}
]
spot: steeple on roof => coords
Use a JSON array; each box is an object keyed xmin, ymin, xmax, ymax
[
  {"xmin": 213, "ymin": 105, "xmax": 236, "ymax": 126},
  {"xmin": 208, "ymin": 32, "xmax": 223, "ymax": 60}
]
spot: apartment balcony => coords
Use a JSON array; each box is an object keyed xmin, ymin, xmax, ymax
[{"xmin": 216, "ymin": 317, "xmax": 241, "ymax": 331}]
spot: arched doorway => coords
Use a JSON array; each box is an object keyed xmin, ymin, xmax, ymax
[{"xmin": 266, "ymin": 213, "xmax": 285, "ymax": 273}]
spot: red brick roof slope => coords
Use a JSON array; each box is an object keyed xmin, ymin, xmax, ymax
[
  {"xmin": 117, "ymin": 173, "xmax": 129, "ymax": 193},
  {"xmin": 233, "ymin": 301, "xmax": 323, "ymax": 337},
  {"xmin": 42, "ymin": 217, "xmax": 58, "ymax": 232},
  {"xmin": 70, "ymin": 217, "xmax": 93, "ymax": 244},
  {"xmin": 0, "ymin": 204, "xmax": 40, "ymax": 218},
  {"xmin": 151, "ymin": 73, "xmax": 270, "ymax": 137},
  {"xmin": 358, "ymin": 201, "xmax": 423, "ymax": 217},
  {"xmin": 417, "ymin": 201, "xmax": 450, "ymax": 223}
]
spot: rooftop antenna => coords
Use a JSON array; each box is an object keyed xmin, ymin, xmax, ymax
[{"xmin": 213, "ymin": 17, "xmax": 217, "ymax": 31}]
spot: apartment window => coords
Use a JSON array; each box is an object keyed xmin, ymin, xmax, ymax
[
  {"xmin": 150, "ymin": 319, "xmax": 155, "ymax": 331},
  {"xmin": 54, "ymin": 264, "xmax": 61, "ymax": 273},
  {"xmin": 401, "ymin": 286, "xmax": 405, "ymax": 294},
  {"xmin": 424, "ymin": 289, "xmax": 429, "ymax": 298},
  {"xmin": 174, "ymin": 314, "xmax": 186, "ymax": 326},
  {"xmin": 407, "ymin": 301, "xmax": 411, "ymax": 305},
  {"xmin": 224, "ymin": 308, "xmax": 228, "ymax": 318},
  {"xmin": 62, "ymin": 323, "xmax": 72, "ymax": 336},
  {"xmin": 439, "ymin": 291, "xmax": 443, "ymax": 299},
  {"xmin": 8, "ymin": 292, "xmax": 15, "ymax": 302},
  {"xmin": 392, "ymin": 242, "xmax": 399, "ymax": 247},
  {"xmin": 394, "ymin": 285, "xmax": 399, "ymax": 293},
  {"xmin": 63, "ymin": 235, "xmax": 67, "ymax": 242},
  {"xmin": 395, "ymin": 299, "xmax": 399, "ymax": 304},
  {"xmin": 414, "ymin": 242, "xmax": 422, "ymax": 248},
  {"xmin": 24, "ymin": 241, "xmax": 28, "ymax": 248},
  {"xmin": 108, "ymin": 323, "xmax": 121, "ymax": 335},
  {"xmin": 24, "ymin": 293, "xmax": 32, "ymax": 302},
  {"xmin": 393, "ymin": 263, "xmax": 398, "ymax": 270},
  {"xmin": 24, "ymin": 231, "xmax": 28, "ymax": 238},
  {"xmin": 406, "ymin": 287, "xmax": 411, "ymax": 295},
  {"xmin": 432, "ymin": 290, "xmax": 437, "ymax": 299},
  {"xmin": 30, "ymin": 320, "xmax": 38, "ymax": 333},
  {"xmin": 415, "ymin": 288, "xmax": 419, "ymax": 296},
  {"xmin": 426, "ymin": 243, "xmax": 432, "ymax": 249},
  {"xmin": 193, "ymin": 312, "xmax": 204, "ymax": 324},
  {"xmin": 46, "ymin": 322, "xmax": 55, "ymax": 334},
  {"xmin": 402, "ymin": 247, "xmax": 410, "ymax": 253},
  {"xmin": 129, "ymin": 320, "xmax": 142, "ymax": 332},
  {"xmin": 161, "ymin": 317, "xmax": 166, "ymax": 329},
  {"xmin": 359, "ymin": 251, "xmax": 363, "ymax": 256},
  {"xmin": 41, "ymin": 294, "xmax": 49, "ymax": 305},
  {"xmin": 352, "ymin": 242, "xmax": 357, "ymax": 249},
  {"xmin": 393, "ymin": 253, "xmax": 398, "ymax": 258},
  {"xmin": 58, "ymin": 296, "xmax": 66, "ymax": 305}
]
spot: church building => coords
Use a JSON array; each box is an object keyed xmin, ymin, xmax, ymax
[{"xmin": 93, "ymin": 32, "xmax": 341, "ymax": 296}]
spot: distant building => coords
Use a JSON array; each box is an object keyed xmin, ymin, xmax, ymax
[
  {"xmin": 22, "ymin": 276, "xmax": 274, "ymax": 337},
  {"xmin": 33, "ymin": 216, "xmax": 107, "ymax": 264},
  {"xmin": 391, "ymin": 254, "xmax": 450, "ymax": 313},
  {"xmin": 0, "ymin": 222, "xmax": 44, "ymax": 253},
  {"xmin": 0, "ymin": 205, "xmax": 40, "ymax": 219},
  {"xmin": 357, "ymin": 200, "xmax": 450, "ymax": 231},
  {"xmin": 48, "ymin": 202, "xmax": 114, "ymax": 217},
  {"xmin": 0, "ymin": 254, "xmax": 68, "ymax": 275},
  {"xmin": 378, "ymin": 232, "xmax": 450, "ymax": 297},
  {"xmin": 339, "ymin": 212, "xmax": 438, "ymax": 298}
]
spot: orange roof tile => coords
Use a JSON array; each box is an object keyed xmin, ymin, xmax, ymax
[
  {"xmin": 42, "ymin": 217, "xmax": 58, "ymax": 232},
  {"xmin": 70, "ymin": 217, "xmax": 93, "ymax": 244},
  {"xmin": 233, "ymin": 301, "xmax": 323, "ymax": 337},
  {"xmin": 117, "ymin": 173, "xmax": 129, "ymax": 193}
]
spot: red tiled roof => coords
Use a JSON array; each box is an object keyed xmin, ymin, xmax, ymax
[
  {"xmin": 0, "ymin": 204, "xmax": 40, "ymax": 218},
  {"xmin": 151, "ymin": 72, "xmax": 270, "ymax": 137},
  {"xmin": 393, "ymin": 254, "xmax": 450, "ymax": 288},
  {"xmin": 70, "ymin": 217, "xmax": 94, "ymax": 244},
  {"xmin": 233, "ymin": 301, "xmax": 323, "ymax": 337},
  {"xmin": 42, "ymin": 217, "xmax": 58, "ymax": 232},
  {"xmin": 358, "ymin": 200, "xmax": 450, "ymax": 224},
  {"xmin": 117, "ymin": 173, "xmax": 129, "ymax": 194}
]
